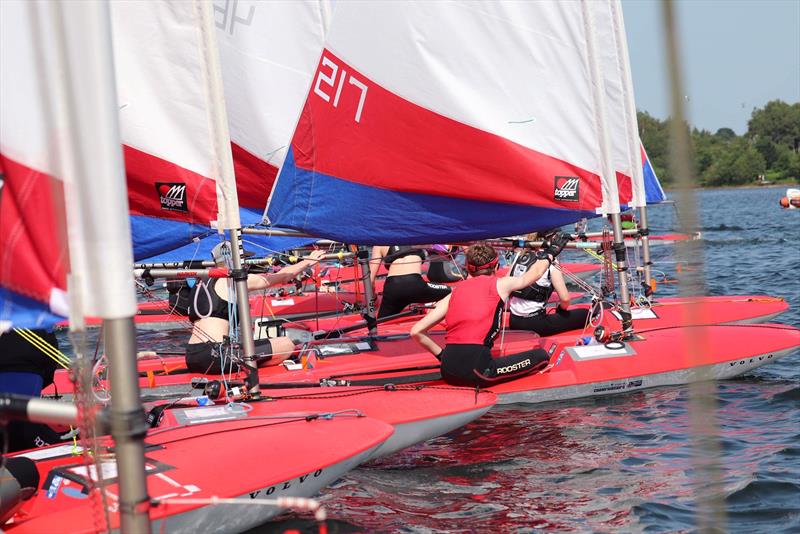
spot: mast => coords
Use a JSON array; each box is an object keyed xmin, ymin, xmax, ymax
[
  {"xmin": 48, "ymin": 1, "xmax": 150, "ymax": 530},
  {"xmin": 581, "ymin": 0, "xmax": 634, "ymax": 337},
  {"xmin": 195, "ymin": 0, "xmax": 260, "ymax": 396},
  {"xmin": 610, "ymin": 0, "xmax": 653, "ymax": 289}
]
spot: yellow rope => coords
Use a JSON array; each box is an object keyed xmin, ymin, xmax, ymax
[
  {"xmin": 14, "ymin": 328, "xmax": 71, "ymax": 368},
  {"xmin": 583, "ymin": 248, "xmax": 619, "ymax": 270}
]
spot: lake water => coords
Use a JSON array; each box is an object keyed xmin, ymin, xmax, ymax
[
  {"xmin": 51, "ymin": 186, "xmax": 799, "ymax": 533},
  {"xmin": 251, "ymin": 186, "xmax": 800, "ymax": 533}
]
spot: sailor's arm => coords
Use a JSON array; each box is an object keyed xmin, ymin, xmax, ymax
[
  {"xmin": 248, "ymin": 250, "xmax": 326, "ymax": 290},
  {"xmin": 411, "ymin": 294, "xmax": 450, "ymax": 358},
  {"xmin": 369, "ymin": 246, "xmax": 387, "ymax": 284},
  {"xmin": 550, "ymin": 264, "xmax": 571, "ymax": 310}
]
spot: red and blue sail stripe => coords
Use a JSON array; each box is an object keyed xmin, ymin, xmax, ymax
[
  {"xmin": 268, "ymin": 51, "xmax": 603, "ymax": 244},
  {"xmin": 126, "ymin": 142, "xmax": 282, "ymax": 261},
  {"xmin": 641, "ymin": 145, "xmax": 666, "ymax": 204},
  {"xmin": 0, "ymin": 154, "xmax": 68, "ymax": 330}
]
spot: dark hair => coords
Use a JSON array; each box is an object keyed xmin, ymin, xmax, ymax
[{"xmin": 466, "ymin": 243, "xmax": 498, "ymax": 276}]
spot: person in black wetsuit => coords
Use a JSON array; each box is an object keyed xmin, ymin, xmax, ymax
[
  {"xmin": 410, "ymin": 233, "xmax": 571, "ymax": 388},
  {"xmin": 369, "ymin": 245, "xmax": 452, "ymax": 318},
  {"xmin": 185, "ymin": 242, "xmax": 326, "ymax": 374},
  {"xmin": 0, "ymin": 329, "xmax": 71, "ymax": 452},
  {"xmin": 507, "ymin": 250, "xmax": 591, "ymax": 336}
]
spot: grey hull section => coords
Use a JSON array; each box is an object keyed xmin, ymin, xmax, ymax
[
  {"xmin": 369, "ymin": 405, "xmax": 493, "ymax": 460},
  {"xmin": 498, "ymin": 346, "xmax": 797, "ymax": 405},
  {"xmin": 146, "ymin": 442, "xmax": 382, "ymax": 534}
]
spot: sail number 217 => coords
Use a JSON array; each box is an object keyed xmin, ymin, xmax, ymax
[{"xmin": 313, "ymin": 56, "xmax": 368, "ymax": 123}]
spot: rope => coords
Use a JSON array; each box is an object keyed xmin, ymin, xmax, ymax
[{"xmin": 14, "ymin": 328, "xmax": 71, "ymax": 368}]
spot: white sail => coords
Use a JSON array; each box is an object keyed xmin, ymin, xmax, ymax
[
  {"xmin": 266, "ymin": 0, "xmax": 632, "ymax": 242},
  {"xmin": 217, "ymin": 0, "xmax": 332, "ymax": 178},
  {"xmin": 110, "ymin": 0, "xmax": 241, "ymax": 257},
  {"xmin": 0, "ymin": 0, "xmax": 136, "ymax": 324}
]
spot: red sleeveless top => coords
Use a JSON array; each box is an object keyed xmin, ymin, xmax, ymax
[{"xmin": 444, "ymin": 275, "xmax": 504, "ymax": 347}]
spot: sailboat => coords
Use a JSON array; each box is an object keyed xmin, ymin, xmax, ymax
[
  {"xmin": 0, "ymin": 2, "xmax": 394, "ymax": 532},
  {"xmin": 41, "ymin": 0, "xmax": 798, "ymax": 405},
  {"xmin": 257, "ymin": 0, "xmax": 799, "ymax": 400},
  {"xmin": 8, "ymin": 0, "xmax": 498, "ymax": 502}
]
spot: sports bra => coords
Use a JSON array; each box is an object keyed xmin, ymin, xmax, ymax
[
  {"xmin": 383, "ymin": 245, "xmax": 426, "ymax": 267},
  {"xmin": 188, "ymin": 279, "xmax": 230, "ymax": 322}
]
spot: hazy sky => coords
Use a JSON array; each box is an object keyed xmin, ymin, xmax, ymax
[{"xmin": 621, "ymin": 0, "xmax": 800, "ymax": 134}]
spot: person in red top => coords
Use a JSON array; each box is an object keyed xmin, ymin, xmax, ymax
[{"xmin": 411, "ymin": 233, "xmax": 571, "ymax": 387}]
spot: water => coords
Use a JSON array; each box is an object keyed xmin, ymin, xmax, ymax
[
  {"xmin": 250, "ymin": 186, "xmax": 800, "ymax": 533},
  {"xmin": 55, "ymin": 186, "xmax": 800, "ymax": 532}
]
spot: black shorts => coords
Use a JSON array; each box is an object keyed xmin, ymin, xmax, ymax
[
  {"xmin": 185, "ymin": 338, "xmax": 273, "ymax": 375},
  {"xmin": 439, "ymin": 343, "xmax": 550, "ymax": 388},
  {"xmin": 509, "ymin": 308, "xmax": 590, "ymax": 336},
  {"xmin": 0, "ymin": 329, "xmax": 59, "ymax": 389},
  {"xmin": 378, "ymin": 274, "xmax": 451, "ymax": 318}
]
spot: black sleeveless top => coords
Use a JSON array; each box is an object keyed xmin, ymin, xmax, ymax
[
  {"xmin": 383, "ymin": 245, "xmax": 426, "ymax": 267},
  {"xmin": 509, "ymin": 251, "xmax": 554, "ymax": 303},
  {"xmin": 188, "ymin": 279, "xmax": 230, "ymax": 322}
]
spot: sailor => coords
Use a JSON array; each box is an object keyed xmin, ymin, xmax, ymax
[
  {"xmin": 410, "ymin": 233, "xmax": 571, "ymax": 387},
  {"xmin": 370, "ymin": 245, "xmax": 451, "ymax": 318},
  {"xmin": 507, "ymin": 247, "xmax": 590, "ymax": 336},
  {"xmin": 184, "ymin": 241, "xmax": 326, "ymax": 374},
  {"xmin": 0, "ymin": 329, "xmax": 71, "ymax": 451}
]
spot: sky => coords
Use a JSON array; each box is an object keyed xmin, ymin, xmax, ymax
[{"xmin": 621, "ymin": 0, "xmax": 800, "ymax": 134}]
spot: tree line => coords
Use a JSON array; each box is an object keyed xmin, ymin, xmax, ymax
[{"xmin": 638, "ymin": 100, "xmax": 800, "ymax": 186}]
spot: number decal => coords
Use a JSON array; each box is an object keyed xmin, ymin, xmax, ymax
[
  {"xmin": 349, "ymin": 76, "xmax": 368, "ymax": 123},
  {"xmin": 313, "ymin": 56, "xmax": 368, "ymax": 123},
  {"xmin": 313, "ymin": 56, "xmax": 338, "ymax": 103}
]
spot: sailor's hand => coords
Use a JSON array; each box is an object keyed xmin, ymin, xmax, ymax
[
  {"xmin": 543, "ymin": 231, "xmax": 571, "ymax": 259},
  {"xmin": 306, "ymin": 250, "xmax": 327, "ymax": 262}
]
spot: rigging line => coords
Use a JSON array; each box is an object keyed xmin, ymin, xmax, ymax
[{"xmin": 15, "ymin": 328, "xmax": 71, "ymax": 368}]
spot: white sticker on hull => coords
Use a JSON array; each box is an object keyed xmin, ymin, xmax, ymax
[
  {"xmin": 566, "ymin": 343, "xmax": 635, "ymax": 360},
  {"xmin": 612, "ymin": 308, "xmax": 659, "ymax": 320}
]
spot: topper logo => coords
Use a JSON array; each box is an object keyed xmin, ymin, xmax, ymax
[
  {"xmin": 156, "ymin": 182, "xmax": 188, "ymax": 212},
  {"xmin": 554, "ymin": 176, "xmax": 580, "ymax": 202}
]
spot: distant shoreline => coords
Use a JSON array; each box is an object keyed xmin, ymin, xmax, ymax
[{"xmin": 664, "ymin": 182, "xmax": 799, "ymax": 192}]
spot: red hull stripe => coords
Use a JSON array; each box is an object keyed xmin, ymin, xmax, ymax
[
  {"xmin": 0, "ymin": 153, "xmax": 67, "ymax": 305},
  {"xmin": 292, "ymin": 50, "xmax": 604, "ymax": 212}
]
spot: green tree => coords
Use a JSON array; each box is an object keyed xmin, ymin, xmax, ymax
[
  {"xmin": 747, "ymin": 100, "xmax": 800, "ymax": 152},
  {"xmin": 714, "ymin": 127, "xmax": 736, "ymax": 141},
  {"xmin": 637, "ymin": 110, "xmax": 671, "ymax": 183},
  {"xmin": 704, "ymin": 138, "xmax": 765, "ymax": 185}
]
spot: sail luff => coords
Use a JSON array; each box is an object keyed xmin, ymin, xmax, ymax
[
  {"xmin": 582, "ymin": 0, "xmax": 634, "ymax": 332},
  {"xmin": 195, "ymin": 0, "xmax": 240, "ymax": 231},
  {"xmin": 611, "ymin": 0, "xmax": 646, "ymax": 209},
  {"xmin": 609, "ymin": 0, "xmax": 653, "ymax": 285},
  {"xmin": 581, "ymin": 0, "xmax": 621, "ymax": 217},
  {"xmin": 194, "ymin": 0, "xmax": 260, "ymax": 394}
]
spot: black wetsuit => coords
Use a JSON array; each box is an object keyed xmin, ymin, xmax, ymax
[
  {"xmin": 377, "ymin": 246, "xmax": 452, "ymax": 318},
  {"xmin": 185, "ymin": 280, "xmax": 273, "ymax": 374},
  {"xmin": 508, "ymin": 253, "xmax": 589, "ymax": 335},
  {"xmin": 0, "ymin": 329, "xmax": 70, "ymax": 452},
  {"xmin": 166, "ymin": 279, "xmax": 194, "ymax": 316}
]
